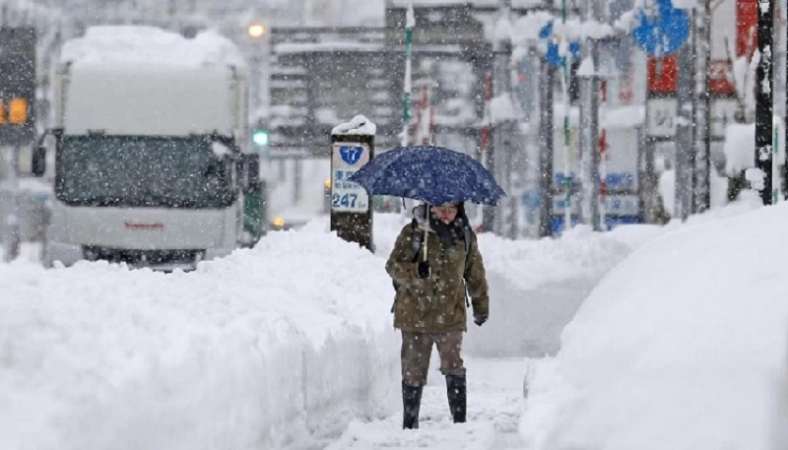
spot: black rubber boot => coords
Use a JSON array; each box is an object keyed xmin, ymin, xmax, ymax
[
  {"xmin": 446, "ymin": 374, "xmax": 466, "ymax": 423},
  {"xmin": 402, "ymin": 382, "xmax": 423, "ymax": 429}
]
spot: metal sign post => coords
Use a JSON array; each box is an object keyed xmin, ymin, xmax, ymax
[
  {"xmin": 632, "ymin": 0, "xmax": 689, "ymax": 223},
  {"xmin": 330, "ymin": 117, "xmax": 375, "ymax": 252},
  {"xmin": 676, "ymin": 39, "xmax": 694, "ymax": 221},
  {"xmin": 538, "ymin": 59, "xmax": 554, "ymax": 237},
  {"xmin": 754, "ymin": 0, "xmax": 773, "ymax": 205},
  {"xmin": 579, "ymin": 0, "xmax": 603, "ymax": 232}
]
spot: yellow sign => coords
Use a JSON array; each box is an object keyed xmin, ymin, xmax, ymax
[
  {"xmin": 0, "ymin": 100, "xmax": 4, "ymax": 124},
  {"xmin": 9, "ymin": 98, "xmax": 27, "ymax": 124}
]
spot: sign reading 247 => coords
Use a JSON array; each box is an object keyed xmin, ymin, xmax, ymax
[{"xmin": 331, "ymin": 142, "xmax": 371, "ymax": 213}]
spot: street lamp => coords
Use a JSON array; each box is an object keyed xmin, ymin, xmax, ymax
[{"xmin": 247, "ymin": 24, "xmax": 265, "ymax": 38}]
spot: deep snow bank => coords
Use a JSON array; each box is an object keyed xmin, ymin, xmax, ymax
[
  {"xmin": 519, "ymin": 202, "xmax": 788, "ymax": 450},
  {"xmin": 466, "ymin": 224, "xmax": 662, "ymax": 357},
  {"xmin": 0, "ymin": 227, "xmax": 398, "ymax": 450}
]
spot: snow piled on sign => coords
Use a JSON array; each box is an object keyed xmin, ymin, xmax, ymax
[
  {"xmin": 60, "ymin": 26, "xmax": 246, "ymax": 69},
  {"xmin": 723, "ymin": 123, "xmax": 755, "ymax": 174},
  {"xmin": 331, "ymin": 115, "xmax": 377, "ymax": 136},
  {"xmin": 511, "ymin": 12, "xmax": 614, "ymax": 45},
  {"xmin": 723, "ymin": 117, "xmax": 785, "ymax": 176},
  {"xmin": 576, "ymin": 57, "xmax": 595, "ymax": 77},
  {"xmin": 659, "ymin": 168, "xmax": 731, "ymax": 216},
  {"xmin": 490, "ymin": 95, "xmax": 518, "ymax": 122},
  {"xmin": 520, "ymin": 201, "xmax": 788, "ymax": 450}
]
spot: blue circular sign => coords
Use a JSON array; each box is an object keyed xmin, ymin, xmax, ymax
[{"xmin": 632, "ymin": 0, "xmax": 690, "ymax": 56}]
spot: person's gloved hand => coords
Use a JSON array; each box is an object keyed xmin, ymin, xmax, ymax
[
  {"xmin": 417, "ymin": 261, "xmax": 431, "ymax": 279},
  {"xmin": 473, "ymin": 315, "xmax": 487, "ymax": 327}
]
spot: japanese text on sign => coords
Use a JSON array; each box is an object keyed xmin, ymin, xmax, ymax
[
  {"xmin": 331, "ymin": 142, "xmax": 370, "ymax": 212},
  {"xmin": 647, "ymin": 98, "xmax": 678, "ymax": 137}
]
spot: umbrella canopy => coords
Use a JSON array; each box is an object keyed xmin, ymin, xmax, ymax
[{"xmin": 348, "ymin": 145, "xmax": 505, "ymax": 206}]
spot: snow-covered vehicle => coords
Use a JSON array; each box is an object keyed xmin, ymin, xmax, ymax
[{"xmin": 32, "ymin": 26, "xmax": 265, "ymax": 270}]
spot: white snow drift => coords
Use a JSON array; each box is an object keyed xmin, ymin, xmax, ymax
[{"xmin": 520, "ymin": 202, "xmax": 788, "ymax": 450}]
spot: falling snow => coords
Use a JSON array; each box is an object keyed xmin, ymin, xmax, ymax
[{"xmin": 1, "ymin": 0, "xmax": 787, "ymax": 449}]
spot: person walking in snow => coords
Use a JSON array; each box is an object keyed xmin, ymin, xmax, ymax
[{"xmin": 386, "ymin": 202, "xmax": 490, "ymax": 430}]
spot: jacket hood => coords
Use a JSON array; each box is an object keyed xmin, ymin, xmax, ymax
[
  {"xmin": 412, "ymin": 204, "xmax": 431, "ymax": 231},
  {"xmin": 412, "ymin": 203, "xmax": 469, "ymax": 233}
]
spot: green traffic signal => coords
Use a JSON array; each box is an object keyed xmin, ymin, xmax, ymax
[{"xmin": 252, "ymin": 129, "xmax": 269, "ymax": 147}]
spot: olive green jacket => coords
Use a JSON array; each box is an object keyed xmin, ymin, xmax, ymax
[{"xmin": 386, "ymin": 222, "xmax": 489, "ymax": 333}]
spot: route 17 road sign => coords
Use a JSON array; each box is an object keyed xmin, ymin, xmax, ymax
[{"xmin": 331, "ymin": 142, "xmax": 370, "ymax": 212}]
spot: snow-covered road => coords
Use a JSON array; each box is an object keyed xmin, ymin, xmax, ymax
[{"xmin": 324, "ymin": 358, "xmax": 530, "ymax": 450}]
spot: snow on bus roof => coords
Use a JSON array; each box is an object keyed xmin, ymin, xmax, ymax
[{"xmin": 60, "ymin": 25, "xmax": 246, "ymax": 69}]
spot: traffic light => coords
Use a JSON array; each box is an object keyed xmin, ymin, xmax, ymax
[
  {"xmin": 252, "ymin": 127, "xmax": 269, "ymax": 147},
  {"xmin": 8, "ymin": 98, "xmax": 27, "ymax": 124}
]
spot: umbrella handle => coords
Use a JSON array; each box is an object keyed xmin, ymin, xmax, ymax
[{"xmin": 422, "ymin": 203, "xmax": 429, "ymax": 261}]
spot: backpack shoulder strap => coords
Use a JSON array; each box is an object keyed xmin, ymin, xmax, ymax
[
  {"xmin": 461, "ymin": 226, "xmax": 473, "ymax": 308},
  {"xmin": 462, "ymin": 226, "xmax": 472, "ymax": 274}
]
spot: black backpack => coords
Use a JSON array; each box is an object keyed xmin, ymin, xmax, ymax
[{"xmin": 391, "ymin": 220, "xmax": 473, "ymax": 310}]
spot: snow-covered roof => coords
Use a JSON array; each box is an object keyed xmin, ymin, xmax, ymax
[
  {"xmin": 60, "ymin": 26, "xmax": 246, "ymax": 70},
  {"xmin": 62, "ymin": 65, "xmax": 238, "ymax": 136}
]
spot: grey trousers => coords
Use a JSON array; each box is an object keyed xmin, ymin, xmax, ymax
[{"xmin": 401, "ymin": 330, "xmax": 466, "ymax": 387}]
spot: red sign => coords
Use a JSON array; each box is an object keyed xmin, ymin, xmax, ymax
[
  {"xmin": 710, "ymin": 60, "xmax": 736, "ymax": 95},
  {"xmin": 647, "ymin": 55, "xmax": 678, "ymax": 94},
  {"xmin": 124, "ymin": 221, "xmax": 165, "ymax": 231},
  {"xmin": 737, "ymin": 0, "xmax": 757, "ymax": 58}
]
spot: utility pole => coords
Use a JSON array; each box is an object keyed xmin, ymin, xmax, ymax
[
  {"xmin": 481, "ymin": 72, "xmax": 496, "ymax": 233},
  {"xmin": 675, "ymin": 30, "xmax": 695, "ymax": 221},
  {"xmin": 493, "ymin": 0, "xmax": 515, "ymax": 238},
  {"xmin": 480, "ymin": 72, "xmax": 496, "ymax": 232},
  {"xmin": 754, "ymin": 0, "xmax": 773, "ymax": 205},
  {"xmin": 1, "ymin": 144, "xmax": 20, "ymax": 262},
  {"xmin": 579, "ymin": 0, "xmax": 601, "ymax": 231},
  {"xmin": 694, "ymin": 1, "xmax": 711, "ymax": 212},
  {"xmin": 538, "ymin": 58, "xmax": 555, "ymax": 237}
]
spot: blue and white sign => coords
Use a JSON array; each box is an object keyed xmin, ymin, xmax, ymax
[
  {"xmin": 539, "ymin": 21, "xmax": 582, "ymax": 67},
  {"xmin": 632, "ymin": 0, "xmax": 689, "ymax": 56},
  {"xmin": 339, "ymin": 145, "xmax": 364, "ymax": 165},
  {"xmin": 546, "ymin": 41, "xmax": 581, "ymax": 67},
  {"xmin": 604, "ymin": 195, "xmax": 640, "ymax": 216},
  {"xmin": 331, "ymin": 143, "xmax": 370, "ymax": 212}
]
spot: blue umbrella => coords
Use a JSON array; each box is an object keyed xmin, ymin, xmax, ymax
[{"xmin": 347, "ymin": 145, "xmax": 505, "ymax": 206}]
